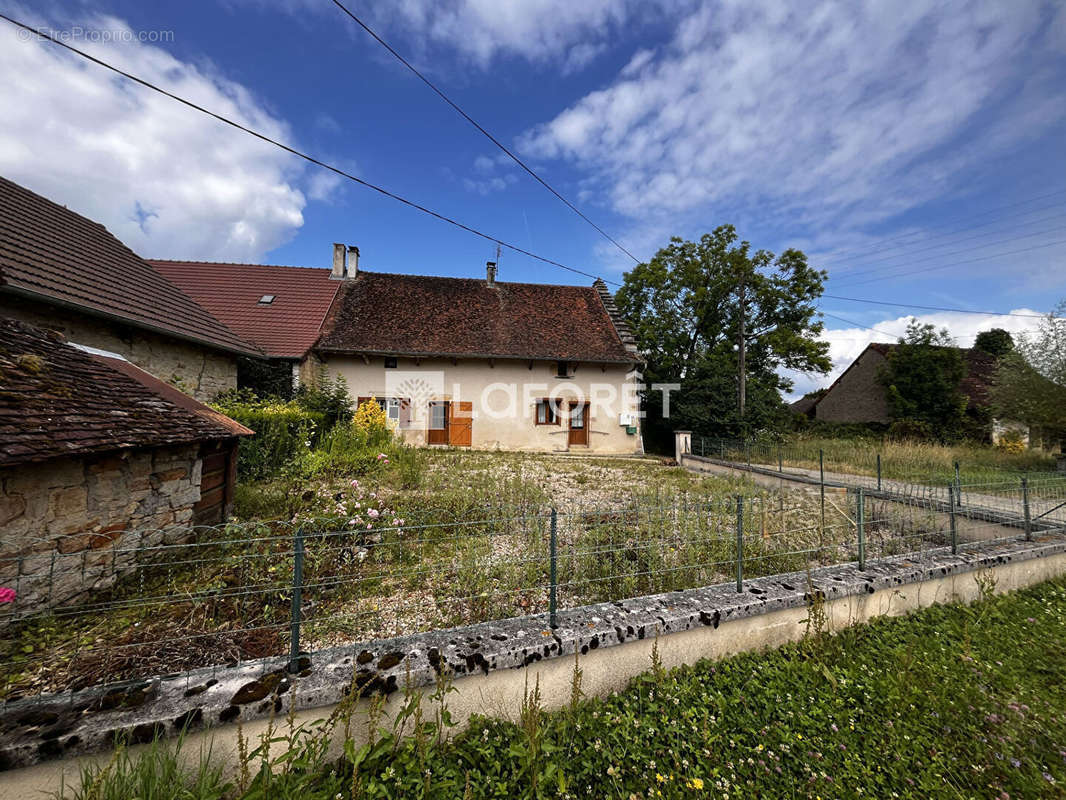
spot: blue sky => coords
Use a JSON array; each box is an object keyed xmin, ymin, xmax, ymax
[{"xmin": 1, "ymin": 1, "xmax": 1064, "ymax": 396}]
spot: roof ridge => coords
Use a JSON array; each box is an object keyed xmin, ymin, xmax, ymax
[
  {"xmin": 355, "ymin": 269, "xmax": 591, "ymax": 290},
  {"xmin": 593, "ymin": 278, "xmax": 639, "ymax": 357}
]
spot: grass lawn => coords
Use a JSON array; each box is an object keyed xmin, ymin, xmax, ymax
[
  {"xmin": 62, "ymin": 576, "xmax": 1066, "ymax": 799},
  {"xmin": 709, "ymin": 436, "xmax": 1059, "ymax": 486}
]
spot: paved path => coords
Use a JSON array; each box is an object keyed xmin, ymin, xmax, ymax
[{"xmin": 689, "ymin": 455, "xmax": 1066, "ymax": 529}]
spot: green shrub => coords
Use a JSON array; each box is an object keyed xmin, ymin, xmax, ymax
[{"xmin": 213, "ymin": 394, "xmax": 325, "ymax": 481}]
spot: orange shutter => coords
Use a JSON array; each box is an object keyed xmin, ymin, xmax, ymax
[{"xmin": 449, "ymin": 401, "xmax": 473, "ymax": 447}]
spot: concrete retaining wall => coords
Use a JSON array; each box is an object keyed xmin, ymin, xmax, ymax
[{"xmin": 2, "ymin": 533, "xmax": 1065, "ymax": 799}]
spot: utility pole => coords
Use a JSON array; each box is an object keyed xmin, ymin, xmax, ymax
[{"xmin": 737, "ymin": 275, "xmax": 747, "ymax": 423}]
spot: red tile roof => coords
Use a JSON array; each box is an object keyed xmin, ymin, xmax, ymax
[
  {"xmin": 0, "ymin": 176, "xmax": 259, "ymax": 357},
  {"xmin": 316, "ymin": 271, "xmax": 638, "ymax": 363},
  {"xmin": 0, "ymin": 319, "xmax": 251, "ymax": 467},
  {"xmin": 149, "ymin": 260, "xmax": 341, "ymax": 359}
]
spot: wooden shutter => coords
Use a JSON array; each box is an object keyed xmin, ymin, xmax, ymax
[
  {"xmin": 449, "ymin": 401, "xmax": 473, "ymax": 447},
  {"xmin": 398, "ymin": 398, "xmax": 412, "ymax": 429},
  {"xmin": 356, "ymin": 396, "xmax": 371, "ymax": 409}
]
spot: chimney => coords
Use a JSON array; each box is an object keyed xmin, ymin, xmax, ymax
[
  {"xmin": 347, "ymin": 245, "xmax": 360, "ymax": 279},
  {"xmin": 331, "ymin": 243, "xmax": 346, "ymax": 280},
  {"xmin": 486, "ymin": 261, "xmax": 497, "ymax": 286}
]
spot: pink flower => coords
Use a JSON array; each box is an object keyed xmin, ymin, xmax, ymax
[
  {"xmin": 368, "ymin": 509, "xmax": 379, "ymax": 518},
  {"xmin": 376, "ymin": 453, "xmax": 387, "ymax": 460},
  {"xmin": 392, "ymin": 518, "xmax": 400, "ymax": 525},
  {"xmin": 350, "ymin": 479, "xmax": 359, "ymax": 487},
  {"xmin": 0, "ymin": 587, "xmax": 15, "ymax": 604}
]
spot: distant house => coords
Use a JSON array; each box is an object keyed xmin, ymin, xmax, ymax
[
  {"xmin": 150, "ymin": 258, "xmax": 342, "ymax": 393},
  {"xmin": 813, "ymin": 342, "xmax": 1024, "ymax": 442},
  {"xmin": 316, "ymin": 248, "xmax": 644, "ymax": 453},
  {"xmin": 0, "ymin": 176, "xmax": 261, "ymax": 400},
  {"xmin": 0, "ymin": 319, "xmax": 251, "ymax": 614}
]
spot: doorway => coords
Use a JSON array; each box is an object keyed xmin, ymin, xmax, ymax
[
  {"xmin": 427, "ymin": 401, "xmax": 449, "ymax": 445},
  {"xmin": 567, "ymin": 402, "xmax": 589, "ymax": 447}
]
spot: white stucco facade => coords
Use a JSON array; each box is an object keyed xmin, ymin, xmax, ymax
[{"xmin": 323, "ymin": 355, "xmax": 643, "ymax": 454}]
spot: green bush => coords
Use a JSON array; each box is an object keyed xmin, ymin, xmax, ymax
[{"xmin": 213, "ymin": 394, "xmax": 325, "ymax": 481}]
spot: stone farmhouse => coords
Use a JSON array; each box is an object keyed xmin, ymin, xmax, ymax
[
  {"xmin": 1, "ymin": 175, "xmax": 643, "ymax": 455},
  {"xmin": 0, "ymin": 318, "xmax": 251, "ymax": 614},
  {"xmin": 811, "ymin": 342, "xmax": 1025, "ymax": 443},
  {"xmin": 159, "ymin": 245, "xmax": 645, "ymax": 454},
  {"xmin": 0, "ymin": 176, "xmax": 262, "ymax": 401}
]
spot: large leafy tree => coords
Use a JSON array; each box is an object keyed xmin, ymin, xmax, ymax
[
  {"xmin": 991, "ymin": 301, "xmax": 1066, "ymax": 445},
  {"xmin": 878, "ymin": 321, "xmax": 967, "ymax": 439},
  {"xmin": 616, "ymin": 225, "xmax": 830, "ymax": 451}
]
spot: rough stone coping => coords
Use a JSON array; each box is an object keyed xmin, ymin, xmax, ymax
[{"xmin": 2, "ymin": 532, "xmax": 1064, "ymax": 771}]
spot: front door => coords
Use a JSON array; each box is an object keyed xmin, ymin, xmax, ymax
[
  {"xmin": 567, "ymin": 402, "xmax": 589, "ymax": 446},
  {"xmin": 427, "ymin": 401, "xmax": 449, "ymax": 445}
]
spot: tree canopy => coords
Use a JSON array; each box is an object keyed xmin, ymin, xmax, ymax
[
  {"xmin": 616, "ymin": 225, "xmax": 830, "ymax": 450},
  {"xmin": 991, "ymin": 301, "xmax": 1066, "ymax": 443},
  {"xmin": 878, "ymin": 320, "xmax": 967, "ymax": 439},
  {"xmin": 974, "ymin": 328, "xmax": 1014, "ymax": 357}
]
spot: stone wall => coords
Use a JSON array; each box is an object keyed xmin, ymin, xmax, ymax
[
  {"xmin": 0, "ymin": 444, "xmax": 203, "ymax": 616},
  {"xmin": 0, "ymin": 296, "xmax": 237, "ymax": 402}
]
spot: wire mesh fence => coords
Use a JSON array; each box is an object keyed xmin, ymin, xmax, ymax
[
  {"xmin": 690, "ymin": 436, "xmax": 1060, "ymax": 490},
  {"xmin": 2, "ymin": 475, "xmax": 1063, "ymax": 707}
]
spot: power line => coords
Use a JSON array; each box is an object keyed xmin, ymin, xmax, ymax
[
  {"xmin": 822, "ymin": 295, "xmax": 1051, "ymax": 319},
  {"xmin": 820, "ymin": 188, "xmax": 1066, "ymax": 265},
  {"xmin": 833, "ymin": 239, "xmax": 1066, "ymax": 289},
  {"xmin": 832, "ymin": 225, "xmax": 1066, "ymax": 281},
  {"xmin": 327, "ymin": 0, "xmax": 640, "ymax": 265},
  {"xmin": 819, "ymin": 311, "xmax": 900, "ymax": 338},
  {"xmin": 0, "ymin": 12, "xmax": 622, "ymax": 287},
  {"xmin": 824, "ymin": 207, "xmax": 1066, "ymax": 273}
]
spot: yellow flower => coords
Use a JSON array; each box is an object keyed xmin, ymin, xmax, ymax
[
  {"xmin": 657, "ymin": 774, "xmax": 667, "ymax": 784},
  {"xmin": 688, "ymin": 777, "xmax": 705, "ymax": 791}
]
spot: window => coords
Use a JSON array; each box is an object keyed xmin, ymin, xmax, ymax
[
  {"xmin": 384, "ymin": 356, "xmax": 398, "ymax": 369},
  {"xmin": 556, "ymin": 360, "xmax": 570, "ymax": 378},
  {"xmin": 257, "ymin": 294, "xmax": 276, "ymax": 305},
  {"xmin": 535, "ymin": 398, "xmax": 558, "ymax": 425},
  {"xmin": 385, "ymin": 397, "xmax": 401, "ymax": 423}
]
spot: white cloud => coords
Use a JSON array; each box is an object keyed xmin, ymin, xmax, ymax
[
  {"xmin": 784, "ymin": 309, "xmax": 1049, "ymax": 400},
  {"xmin": 520, "ymin": 1, "xmax": 1065, "ymax": 264},
  {"xmin": 0, "ymin": 7, "xmax": 320, "ymax": 261},
  {"xmin": 372, "ymin": 0, "xmax": 635, "ymax": 69}
]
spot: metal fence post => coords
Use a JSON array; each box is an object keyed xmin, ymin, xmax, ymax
[
  {"xmin": 746, "ymin": 441, "xmax": 751, "ymax": 471},
  {"xmin": 1022, "ymin": 478, "xmax": 1031, "ymax": 542},
  {"xmin": 549, "ymin": 508, "xmax": 558, "ymax": 628},
  {"xmin": 876, "ymin": 453, "xmax": 882, "ymax": 492},
  {"xmin": 856, "ymin": 488, "xmax": 865, "ymax": 571},
  {"xmin": 819, "ymin": 448, "xmax": 825, "ymax": 536},
  {"xmin": 778, "ymin": 443, "xmax": 783, "ymax": 473},
  {"xmin": 948, "ymin": 484, "xmax": 958, "ymax": 555},
  {"xmin": 288, "ymin": 525, "xmax": 305, "ymax": 674},
  {"xmin": 954, "ymin": 461, "xmax": 961, "ymax": 508},
  {"xmin": 736, "ymin": 495, "xmax": 744, "ymax": 593}
]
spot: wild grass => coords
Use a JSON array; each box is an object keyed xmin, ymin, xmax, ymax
[{"xmin": 711, "ymin": 435, "xmax": 1058, "ymax": 485}]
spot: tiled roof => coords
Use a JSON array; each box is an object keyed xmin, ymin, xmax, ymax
[
  {"xmin": 0, "ymin": 319, "xmax": 251, "ymax": 468},
  {"xmin": 316, "ymin": 271, "xmax": 637, "ymax": 363},
  {"xmin": 149, "ymin": 260, "xmax": 341, "ymax": 359},
  {"xmin": 0, "ymin": 176, "xmax": 259, "ymax": 357},
  {"xmin": 823, "ymin": 342, "xmax": 998, "ymax": 410}
]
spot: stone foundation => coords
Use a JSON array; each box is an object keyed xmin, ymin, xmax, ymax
[{"xmin": 0, "ymin": 444, "xmax": 203, "ymax": 615}]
